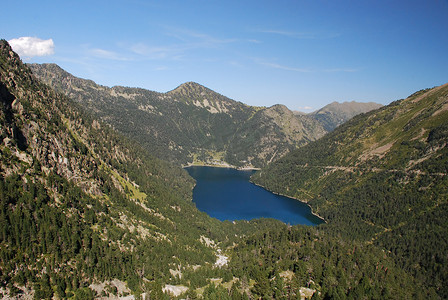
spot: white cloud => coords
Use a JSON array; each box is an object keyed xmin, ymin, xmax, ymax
[
  {"xmin": 8, "ymin": 37, "xmax": 54, "ymax": 58},
  {"xmin": 167, "ymin": 27, "xmax": 237, "ymax": 46},
  {"xmin": 254, "ymin": 58, "xmax": 311, "ymax": 73},
  {"xmin": 129, "ymin": 43, "xmax": 176, "ymax": 59},
  {"xmin": 258, "ymin": 29, "xmax": 340, "ymax": 39},
  {"xmin": 324, "ymin": 68, "xmax": 358, "ymax": 73},
  {"xmin": 296, "ymin": 106, "xmax": 314, "ymax": 113},
  {"xmin": 86, "ymin": 47, "xmax": 133, "ymax": 61},
  {"xmin": 260, "ymin": 29, "xmax": 312, "ymax": 38},
  {"xmin": 253, "ymin": 58, "xmax": 357, "ymax": 74},
  {"xmin": 154, "ymin": 66, "xmax": 169, "ymax": 71},
  {"xmin": 261, "ymin": 61, "xmax": 311, "ymax": 72},
  {"xmin": 91, "ymin": 48, "xmax": 119, "ymax": 59}
]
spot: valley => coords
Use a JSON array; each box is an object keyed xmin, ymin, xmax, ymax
[{"xmin": 1, "ymin": 39, "xmax": 447, "ymax": 299}]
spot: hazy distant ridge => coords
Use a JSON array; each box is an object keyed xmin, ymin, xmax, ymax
[{"xmin": 309, "ymin": 101, "xmax": 383, "ymax": 131}]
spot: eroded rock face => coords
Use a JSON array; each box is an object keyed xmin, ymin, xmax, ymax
[{"xmin": 0, "ymin": 41, "xmax": 104, "ymax": 196}]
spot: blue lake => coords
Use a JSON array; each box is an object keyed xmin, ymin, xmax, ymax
[{"xmin": 185, "ymin": 166, "xmax": 324, "ymax": 226}]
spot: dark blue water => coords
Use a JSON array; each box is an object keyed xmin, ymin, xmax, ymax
[{"xmin": 185, "ymin": 166, "xmax": 324, "ymax": 226}]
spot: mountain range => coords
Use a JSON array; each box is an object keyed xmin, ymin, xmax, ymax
[
  {"xmin": 1, "ymin": 39, "xmax": 446, "ymax": 299},
  {"xmin": 29, "ymin": 63, "xmax": 380, "ymax": 168}
]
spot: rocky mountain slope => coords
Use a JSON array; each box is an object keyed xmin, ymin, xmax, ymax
[
  {"xmin": 29, "ymin": 63, "xmax": 326, "ymax": 168},
  {"xmin": 308, "ymin": 100, "xmax": 383, "ymax": 131},
  {"xmin": 253, "ymin": 84, "xmax": 448, "ymax": 297},
  {"xmin": 0, "ymin": 39, "xmax": 226, "ymax": 298},
  {"xmin": 1, "ymin": 40, "xmax": 431, "ymax": 299}
]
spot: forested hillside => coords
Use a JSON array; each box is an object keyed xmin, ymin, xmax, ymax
[
  {"xmin": 0, "ymin": 38, "xmax": 231, "ymax": 298},
  {"xmin": 29, "ymin": 64, "xmax": 327, "ymax": 168},
  {"xmin": 253, "ymin": 84, "xmax": 448, "ymax": 298},
  {"xmin": 0, "ymin": 39, "xmax": 435, "ymax": 299}
]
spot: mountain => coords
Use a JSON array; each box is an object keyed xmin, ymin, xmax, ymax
[
  {"xmin": 1, "ymin": 40, "xmax": 429, "ymax": 299},
  {"xmin": 308, "ymin": 101, "xmax": 383, "ymax": 131},
  {"xmin": 0, "ymin": 39, "xmax": 229, "ymax": 298},
  {"xmin": 253, "ymin": 84, "xmax": 448, "ymax": 297},
  {"xmin": 29, "ymin": 63, "xmax": 326, "ymax": 168}
]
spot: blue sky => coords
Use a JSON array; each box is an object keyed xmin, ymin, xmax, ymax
[{"xmin": 2, "ymin": 0, "xmax": 448, "ymax": 112}]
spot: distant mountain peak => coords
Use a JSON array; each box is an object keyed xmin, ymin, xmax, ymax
[
  {"xmin": 310, "ymin": 100, "xmax": 382, "ymax": 131},
  {"xmin": 315, "ymin": 101, "xmax": 382, "ymax": 113}
]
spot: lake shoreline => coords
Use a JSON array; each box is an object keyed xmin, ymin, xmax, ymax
[
  {"xmin": 183, "ymin": 162, "xmax": 261, "ymax": 171},
  {"xmin": 250, "ymin": 181, "xmax": 327, "ymax": 224},
  {"xmin": 186, "ymin": 165, "xmax": 325, "ymax": 225}
]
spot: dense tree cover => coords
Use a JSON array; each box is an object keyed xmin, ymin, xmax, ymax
[
  {"xmin": 253, "ymin": 84, "xmax": 448, "ymax": 298},
  {"xmin": 229, "ymin": 225, "xmax": 433, "ymax": 299},
  {"xmin": 1, "ymin": 172, "xmax": 122, "ymax": 298},
  {"xmin": 1, "ymin": 39, "xmax": 444, "ymax": 299}
]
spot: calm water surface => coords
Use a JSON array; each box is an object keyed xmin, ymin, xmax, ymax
[{"xmin": 186, "ymin": 166, "xmax": 323, "ymax": 226}]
